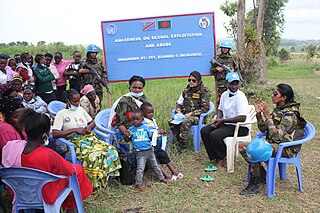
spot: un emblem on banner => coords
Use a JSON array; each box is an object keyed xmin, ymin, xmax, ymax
[
  {"xmin": 106, "ymin": 24, "xmax": 117, "ymax": 35},
  {"xmin": 199, "ymin": 17, "xmax": 210, "ymax": 29}
]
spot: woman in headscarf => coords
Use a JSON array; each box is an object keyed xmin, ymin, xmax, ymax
[
  {"xmin": 0, "ymin": 96, "xmax": 25, "ymax": 162},
  {"xmin": 170, "ymin": 71, "xmax": 211, "ymax": 152},
  {"xmin": 79, "ymin": 84, "xmax": 100, "ymax": 119}
]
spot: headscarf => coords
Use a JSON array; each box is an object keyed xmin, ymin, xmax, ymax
[
  {"xmin": 2, "ymin": 88, "xmax": 16, "ymax": 97},
  {"xmin": 80, "ymin": 84, "xmax": 95, "ymax": 95},
  {"xmin": 189, "ymin": 71, "xmax": 202, "ymax": 82},
  {"xmin": 0, "ymin": 96, "xmax": 24, "ymax": 118}
]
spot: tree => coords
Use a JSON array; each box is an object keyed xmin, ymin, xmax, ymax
[
  {"xmin": 306, "ymin": 44, "xmax": 317, "ymax": 60},
  {"xmin": 278, "ymin": 48, "xmax": 290, "ymax": 61},
  {"xmin": 290, "ymin": 46, "xmax": 296, "ymax": 52}
]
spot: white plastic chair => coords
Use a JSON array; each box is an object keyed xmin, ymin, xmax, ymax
[{"xmin": 223, "ymin": 105, "xmax": 257, "ymax": 172}]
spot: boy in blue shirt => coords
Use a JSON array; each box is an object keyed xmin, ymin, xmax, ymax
[{"xmin": 127, "ymin": 109, "xmax": 168, "ymax": 190}]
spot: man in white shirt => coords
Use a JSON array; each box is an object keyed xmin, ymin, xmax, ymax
[{"xmin": 201, "ymin": 72, "xmax": 249, "ymax": 167}]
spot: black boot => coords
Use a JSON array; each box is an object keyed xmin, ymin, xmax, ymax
[{"xmin": 240, "ymin": 175, "xmax": 263, "ymax": 196}]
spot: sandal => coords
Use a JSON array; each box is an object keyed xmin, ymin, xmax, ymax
[
  {"xmin": 204, "ymin": 165, "xmax": 217, "ymax": 171},
  {"xmin": 216, "ymin": 157, "xmax": 227, "ymax": 167},
  {"xmin": 200, "ymin": 175, "xmax": 214, "ymax": 181},
  {"xmin": 171, "ymin": 173, "xmax": 184, "ymax": 180}
]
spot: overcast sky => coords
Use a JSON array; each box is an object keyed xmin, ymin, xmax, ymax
[{"xmin": 1, "ymin": 0, "xmax": 319, "ymax": 47}]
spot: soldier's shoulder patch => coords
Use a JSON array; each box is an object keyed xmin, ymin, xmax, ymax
[{"xmin": 280, "ymin": 117, "xmax": 291, "ymax": 127}]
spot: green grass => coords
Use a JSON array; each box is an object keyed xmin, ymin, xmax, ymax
[{"xmin": 91, "ymin": 59, "xmax": 320, "ymax": 212}]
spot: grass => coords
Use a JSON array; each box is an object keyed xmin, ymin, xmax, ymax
[{"xmin": 90, "ymin": 59, "xmax": 320, "ymax": 212}]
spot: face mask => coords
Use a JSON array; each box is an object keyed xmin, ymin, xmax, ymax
[
  {"xmin": 41, "ymin": 63, "xmax": 46, "ymax": 67},
  {"xmin": 228, "ymin": 89, "xmax": 238, "ymax": 96},
  {"xmin": 24, "ymin": 62, "xmax": 30, "ymax": 67},
  {"xmin": 42, "ymin": 133, "xmax": 49, "ymax": 146},
  {"xmin": 130, "ymin": 92, "xmax": 144, "ymax": 98},
  {"xmin": 70, "ymin": 104, "xmax": 79, "ymax": 111}
]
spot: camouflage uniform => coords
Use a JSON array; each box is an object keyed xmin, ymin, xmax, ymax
[
  {"xmin": 240, "ymin": 102, "xmax": 306, "ymax": 174},
  {"xmin": 80, "ymin": 58, "xmax": 107, "ymax": 103},
  {"xmin": 170, "ymin": 82, "xmax": 211, "ymax": 145},
  {"xmin": 210, "ymin": 52, "xmax": 237, "ymax": 110}
]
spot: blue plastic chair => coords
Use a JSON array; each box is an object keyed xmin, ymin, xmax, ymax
[
  {"xmin": 0, "ymin": 166, "xmax": 83, "ymax": 213},
  {"xmin": 170, "ymin": 101, "xmax": 215, "ymax": 153},
  {"xmin": 48, "ymin": 100, "xmax": 66, "ymax": 116},
  {"xmin": 247, "ymin": 122, "xmax": 315, "ymax": 198},
  {"xmin": 94, "ymin": 108, "xmax": 120, "ymax": 149}
]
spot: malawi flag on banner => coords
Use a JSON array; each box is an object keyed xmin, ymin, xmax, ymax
[{"xmin": 158, "ymin": 20, "xmax": 171, "ymax": 29}]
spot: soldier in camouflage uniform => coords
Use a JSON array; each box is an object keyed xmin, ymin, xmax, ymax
[
  {"xmin": 210, "ymin": 40, "xmax": 237, "ymax": 112},
  {"xmin": 239, "ymin": 84, "xmax": 306, "ymax": 196},
  {"xmin": 169, "ymin": 71, "xmax": 211, "ymax": 152},
  {"xmin": 79, "ymin": 44, "xmax": 107, "ymax": 105}
]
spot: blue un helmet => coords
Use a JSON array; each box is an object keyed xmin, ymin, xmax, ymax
[
  {"xmin": 246, "ymin": 137, "xmax": 273, "ymax": 163},
  {"xmin": 86, "ymin": 44, "xmax": 99, "ymax": 53},
  {"xmin": 220, "ymin": 39, "xmax": 233, "ymax": 49}
]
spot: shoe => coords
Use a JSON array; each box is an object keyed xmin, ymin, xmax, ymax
[
  {"xmin": 216, "ymin": 157, "xmax": 227, "ymax": 167},
  {"xmin": 200, "ymin": 175, "xmax": 214, "ymax": 181},
  {"xmin": 204, "ymin": 165, "xmax": 217, "ymax": 171},
  {"xmin": 171, "ymin": 173, "xmax": 184, "ymax": 180},
  {"xmin": 260, "ymin": 166, "xmax": 267, "ymax": 184},
  {"xmin": 240, "ymin": 175, "xmax": 263, "ymax": 196}
]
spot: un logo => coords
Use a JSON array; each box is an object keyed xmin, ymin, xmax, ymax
[{"xmin": 106, "ymin": 24, "xmax": 117, "ymax": 35}]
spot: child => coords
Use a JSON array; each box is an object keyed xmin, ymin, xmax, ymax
[
  {"xmin": 127, "ymin": 109, "xmax": 168, "ymax": 190},
  {"xmin": 64, "ymin": 51, "xmax": 82, "ymax": 92},
  {"xmin": 141, "ymin": 102, "xmax": 183, "ymax": 180}
]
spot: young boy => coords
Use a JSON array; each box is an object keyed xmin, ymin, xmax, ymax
[
  {"xmin": 141, "ymin": 102, "xmax": 183, "ymax": 180},
  {"xmin": 127, "ymin": 109, "xmax": 168, "ymax": 190},
  {"xmin": 64, "ymin": 51, "xmax": 82, "ymax": 92}
]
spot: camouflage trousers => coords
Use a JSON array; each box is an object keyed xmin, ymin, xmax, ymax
[
  {"xmin": 239, "ymin": 141, "xmax": 298, "ymax": 176},
  {"xmin": 215, "ymin": 79, "xmax": 227, "ymax": 110},
  {"xmin": 170, "ymin": 116, "xmax": 199, "ymax": 142}
]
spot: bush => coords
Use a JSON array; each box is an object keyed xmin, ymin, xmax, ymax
[{"xmin": 278, "ymin": 48, "xmax": 290, "ymax": 61}]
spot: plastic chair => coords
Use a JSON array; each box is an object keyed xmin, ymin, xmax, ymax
[
  {"xmin": 48, "ymin": 100, "xmax": 66, "ymax": 116},
  {"xmin": 247, "ymin": 122, "xmax": 315, "ymax": 198},
  {"xmin": 94, "ymin": 108, "xmax": 120, "ymax": 149},
  {"xmin": 0, "ymin": 166, "xmax": 84, "ymax": 213},
  {"xmin": 170, "ymin": 101, "xmax": 215, "ymax": 153},
  {"xmin": 224, "ymin": 105, "xmax": 257, "ymax": 172}
]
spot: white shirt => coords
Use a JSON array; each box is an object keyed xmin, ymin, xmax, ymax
[{"xmin": 218, "ymin": 90, "xmax": 249, "ymax": 127}]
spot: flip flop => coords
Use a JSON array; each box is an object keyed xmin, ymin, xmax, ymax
[
  {"xmin": 204, "ymin": 165, "xmax": 217, "ymax": 171},
  {"xmin": 200, "ymin": 175, "xmax": 214, "ymax": 181}
]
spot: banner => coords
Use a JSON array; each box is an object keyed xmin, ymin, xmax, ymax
[{"xmin": 101, "ymin": 12, "xmax": 216, "ymax": 82}]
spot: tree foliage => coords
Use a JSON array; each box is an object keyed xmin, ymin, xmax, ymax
[
  {"xmin": 306, "ymin": 44, "xmax": 317, "ymax": 60},
  {"xmin": 278, "ymin": 48, "xmax": 290, "ymax": 61}
]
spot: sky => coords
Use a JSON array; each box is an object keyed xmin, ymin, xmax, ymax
[{"xmin": 0, "ymin": 0, "xmax": 319, "ymax": 47}]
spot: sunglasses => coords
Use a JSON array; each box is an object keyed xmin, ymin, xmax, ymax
[
  {"xmin": 272, "ymin": 91, "xmax": 279, "ymax": 96},
  {"xmin": 132, "ymin": 86, "xmax": 143, "ymax": 89},
  {"xmin": 188, "ymin": 79, "xmax": 197, "ymax": 83}
]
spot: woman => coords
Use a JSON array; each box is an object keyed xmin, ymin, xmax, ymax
[
  {"xmin": 80, "ymin": 84, "xmax": 100, "ymax": 119},
  {"xmin": 170, "ymin": 71, "xmax": 211, "ymax": 152},
  {"xmin": 0, "ymin": 55, "xmax": 12, "ymax": 97},
  {"xmin": 239, "ymin": 83, "xmax": 306, "ymax": 196},
  {"xmin": 201, "ymin": 72, "xmax": 249, "ymax": 167},
  {"xmin": 2, "ymin": 108, "xmax": 93, "ymax": 211},
  {"xmin": 52, "ymin": 89, "xmax": 121, "ymax": 188},
  {"xmin": 0, "ymin": 96, "xmax": 25, "ymax": 162},
  {"xmin": 22, "ymin": 84, "xmax": 49, "ymax": 115},
  {"xmin": 109, "ymin": 75, "xmax": 147, "ymax": 153}
]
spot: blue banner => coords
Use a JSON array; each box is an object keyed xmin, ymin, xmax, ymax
[{"xmin": 101, "ymin": 12, "xmax": 216, "ymax": 82}]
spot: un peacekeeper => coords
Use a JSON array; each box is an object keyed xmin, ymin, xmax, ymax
[
  {"xmin": 239, "ymin": 84, "xmax": 306, "ymax": 196},
  {"xmin": 79, "ymin": 44, "xmax": 107, "ymax": 104},
  {"xmin": 210, "ymin": 39, "xmax": 237, "ymax": 111},
  {"xmin": 169, "ymin": 71, "xmax": 211, "ymax": 153}
]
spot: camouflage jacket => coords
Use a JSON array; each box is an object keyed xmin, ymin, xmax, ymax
[
  {"xmin": 115, "ymin": 95, "xmax": 147, "ymax": 129},
  {"xmin": 210, "ymin": 53, "xmax": 237, "ymax": 80},
  {"xmin": 80, "ymin": 59, "xmax": 107, "ymax": 92},
  {"xmin": 176, "ymin": 82, "xmax": 211, "ymax": 116},
  {"xmin": 256, "ymin": 102, "xmax": 306, "ymax": 154}
]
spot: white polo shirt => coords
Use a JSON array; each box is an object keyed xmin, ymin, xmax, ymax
[{"xmin": 218, "ymin": 90, "xmax": 249, "ymax": 127}]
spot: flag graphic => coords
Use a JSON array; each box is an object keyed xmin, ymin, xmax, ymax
[
  {"xmin": 158, "ymin": 20, "xmax": 172, "ymax": 29},
  {"xmin": 142, "ymin": 21, "xmax": 156, "ymax": 31}
]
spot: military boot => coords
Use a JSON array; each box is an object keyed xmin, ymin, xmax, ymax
[
  {"xmin": 240, "ymin": 175, "xmax": 263, "ymax": 196},
  {"xmin": 260, "ymin": 166, "xmax": 267, "ymax": 185}
]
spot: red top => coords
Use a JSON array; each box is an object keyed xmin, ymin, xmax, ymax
[{"xmin": 21, "ymin": 146, "xmax": 93, "ymax": 210}]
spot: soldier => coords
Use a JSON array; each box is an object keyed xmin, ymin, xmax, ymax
[
  {"xmin": 210, "ymin": 39, "xmax": 237, "ymax": 112},
  {"xmin": 79, "ymin": 44, "xmax": 107, "ymax": 104},
  {"xmin": 239, "ymin": 84, "xmax": 306, "ymax": 196},
  {"xmin": 169, "ymin": 71, "xmax": 211, "ymax": 153}
]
